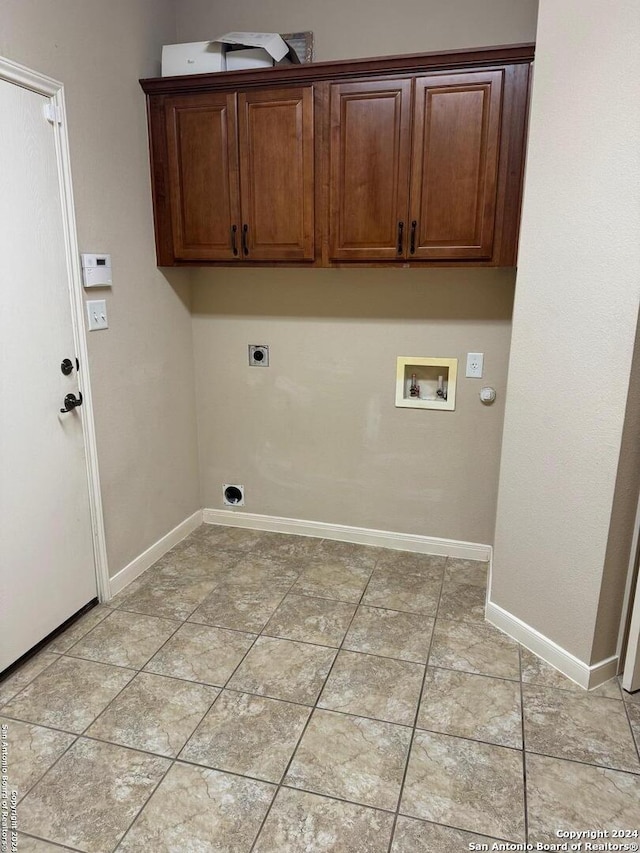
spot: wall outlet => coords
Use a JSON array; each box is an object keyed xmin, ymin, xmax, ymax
[
  {"xmin": 249, "ymin": 345, "xmax": 269, "ymax": 366},
  {"xmin": 465, "ymin": 352, "xmax": 484, "ymax": 378}
]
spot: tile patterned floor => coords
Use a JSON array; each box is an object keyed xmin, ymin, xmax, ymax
[{"xmin": 2, "ymin": 525, "xmax": 640, "ymax": 852}]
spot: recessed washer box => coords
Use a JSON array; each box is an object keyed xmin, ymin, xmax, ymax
[{"xmin": 395, "ymin": 357, "xmax": 458, "ymax": 411}]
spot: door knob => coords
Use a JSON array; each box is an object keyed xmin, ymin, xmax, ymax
[{"xmin": 60, "ymin": 392, "xmax": 83, "ymax": 413}]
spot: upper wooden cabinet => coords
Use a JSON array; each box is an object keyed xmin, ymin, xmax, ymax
[
  {"xmin": 329, "ymin": 79, "xmax": 413, "ymax": 260},
  {"xmin": 410, "ymin": 71, "xmax": 503, "ymax": 260},
  {"xmin": 141, "ymin": 44, "xmax": 533, "ymax": 267},
  {"xmin": 163, "ymin": 86, "xmax": 313, "ymax": 262},
  {"xmin": 238, "ymin": 88, "xmax": 314, "ymax": 260}
]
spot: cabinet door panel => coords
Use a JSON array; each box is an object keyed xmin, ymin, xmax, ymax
[
  {"xmin": 329, "ymin": 80, "xmax": 412, "ymax": 260},
  {"xmin": 410, "ymin": 71, "xmax": 503, "ymax": 259},
  {"xmin": 165, "ymin": 93, "xmax": 240, "ymax": 260},
  {"xmin": 238, "ymin": 87, "xmax": 314, "ymax": 261}
]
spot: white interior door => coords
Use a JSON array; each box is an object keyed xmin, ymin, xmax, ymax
[{"xmin": 0, "ymin": 75, "xmax": 98, "ymax": 672}]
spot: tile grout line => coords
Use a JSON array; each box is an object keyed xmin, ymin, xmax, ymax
[
  {"xmin": 171, "ymin": 558, "xmax": 305, "ymax": 768},
  {"xmin": 107, "ymin": 753, "xmax": 176, "ymax": 853},
  {"xmin": 518, "ymin": 644, "xmax": 530, "ymax": 844},
  {"xmin": 385, "ymin": 553, "xmax": 448, "ymax": 853},
  {"xmin": 620, "ymin": 694, "xmax": 640, "ymax": 769},
  {"xmin": 16, "ymin": 830, "xmax": 84, "ymax": 852},
  {"xmin": 1, "ymin": 534, "xmax": 456, "ymax": 849},
  {"xmin": 0, "ymin": 654, "xmax": 61, "ymax": 712},
  {"xmin": 104, "ymin": 538, "xmax": 311, "ymax": 852},
  {"xmin": 249, "ymin": 550, "xmax": 382, "ymax": 851},
  {"xmin": 9, "ymin": 534, "xmax": 273, "ymax": 850}
]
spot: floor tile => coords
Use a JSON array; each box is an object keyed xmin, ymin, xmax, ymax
[
  {"xmin": 0, "ymin": 717, "xmax": 75, "ymax": 801},
  {"xmin": 193, "ymin": 524, "xmax": 268, "ymax": 551},
  {"xmin": 437, "ymin": 578, "xmax": 486, "ymax": 623},
  {"xmin": 189, "ymin": 581, "xmax": 287, "ymax": 633},
  {"xmin": 86, "ymin": 672, "xmax": 218, "ymax": 757},
  {"xmin": 343, "ymin": 606, "xmax": 433, "ymax": 663},
  {"xmin": 627, "ymin": 702, "xmax": 640, "ymax": 750},
  {"xmin": 526, "ymin": 753, "xmax": 640, "ymax": 843},
  {"xmin": 428, "ymin": 620, "xmax": 520, "ymax": 680},
  {"xmin": 150, "ymin": 543, "xmax": 241, "ymax": 580},
  {"xmin": 285, "ymin": 708, "xmax": 411, "ymax": 810},
  {"xmin": 45, "ymin": 605, "xmax": 114, "ymax": 653},
  {"xmin": 522, "ymin": 684, "xmax": 640, "ymax": 772},
  {"xmin": 521, "ymin": 648, "xmax": 621, "ymax": 698},
  {"xmin": 319, "ymin": 650, "xmax": 424, "ymax": 726},
  {"xmin": 391, "ymin": 816, "xmax": 500, "ymax": 853},
  {"xmin": 2, "ymin": 656, "xmax": 133, "ymax": 733},
  {"xmin": 115, "ymin": 574, "xmax": 216, "ymax": 621},
  {"xmin": 224, "ymin": 555, "xmax": 300, "ymax": 591},
  {"xmin": 417, "ymin": 668, "xmax": 522, "ymax": 748},
  {"xmin": 362, "ymin": 566, "xmax": 442, "ymax": 616},
  {"xmin": 313, "ymin": 539, "xmax": 381, "ymax": 569},
  {"xmin": 292, "ymin": 559, "xmax": 372, "ymax": 603},
  {"xmin": 400, "ymin": 730, "xmax": 525, "ymax": 841},
  {"xmin": 67, "ymin": 610, "xmax": 179, "ymax": 669},
  {"xmin": 444, "ymin": 557, "xmax": 488, "ymax": 587},
  {"xmin": 375, "ymin": 551, "xmax": 446, "ymax": 575},
  {"xmin": 181, "ymin": 690, "xmax": 310, "ymax": 782},
  {"xmin": 228, "ymin": 636, "xmax": 336, "ymax": 705},
  {"xmin": 0, "ymin": 653, "xmax": 59, "ymax": 707},
  {"xmin": 143, "ymin": 621, "xmax": 256, "ymax": 685},
  {"xmin": 264, "ymin": 593, "xmax": 356, "ymax": 647},
  {"xmin": 18, "ymin": 738, "xmax": 169, "ymax": 853},
  {"xmin": 118, "ymin": 762, "xmax": 274, "ymax": 851},
  {"xmin": 250, "ymin": 531, "xmax": 322, "ymax": 563},
  {"xmin": 254, "ymin": 787, "xmax": 394, "ymax": 852}
]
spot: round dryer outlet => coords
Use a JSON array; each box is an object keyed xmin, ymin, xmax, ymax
[{"xmin": 223, "ymin": 484, "xmax": 245, "ymax": 506}]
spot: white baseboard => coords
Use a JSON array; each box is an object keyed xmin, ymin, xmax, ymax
[
  {"xmin": 202, "ymin": 508, "xmax": 491, "ymax": 562},
  {"xmin": 108, "ymin": 509, "xmax": 203, "ymax": 598},
  {"xmin": 486, "ymin": 599, "xmax": 619, "ymax": 691}
]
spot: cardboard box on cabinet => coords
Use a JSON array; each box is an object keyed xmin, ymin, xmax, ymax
[{"xmin": 161, "ymin": 32, "xmax": 299, "ymax": 77}]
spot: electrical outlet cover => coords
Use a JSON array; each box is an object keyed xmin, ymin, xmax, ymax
[
  {"xmin": 465, "ymin": 352, "xmax": 484, "ymax": 378},
  {"xmin": 249, "ymin": 345, "xmax": 269, "ymax": 366}
]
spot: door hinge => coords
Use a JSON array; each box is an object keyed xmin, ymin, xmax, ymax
[{"xmin": 44, "ymin": 103, "xmax": 62, "ymax": 124}]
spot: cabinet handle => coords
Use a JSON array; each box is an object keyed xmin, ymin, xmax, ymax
[
  {"xmin": 242, "ymin": 223, "xmax": 249, "ymax": 257},
  {"xmin": 397, "ymin": 221, "xmax": 404, "ymax": 255},
  {"xmin": 410, "ymin": 220, "xmax": 417, "ymax": 255},
  {"xmin": 230, "ymin": 225, "xmax": 238, "ymax": 256}
]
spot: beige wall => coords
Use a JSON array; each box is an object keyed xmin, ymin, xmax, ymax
[
  {"xmin": 179, "ymin": 0, "xmax": 537, "ymax": 545},
  {"xmin": 176, "ymin": 0, "xmax": 538, "ymax": 60},
  {"xmin": 492, "ymin": 0, "xmax": 640, "ymax": 663},
  {"xmin": 193, "ymin": 269, "xmax": 514, "ymax": 543},
  {"xmin": 179, "ymin": 0, "xmax": 538, "ymax": 545},
  {"xmin": 1, "ymin": 0, "xmax": 201, "ymax": 578}
]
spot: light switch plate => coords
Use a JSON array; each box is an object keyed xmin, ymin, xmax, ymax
[{"xmin": 86, "ymin": 299, "xmax": 108, "ymax": 331}]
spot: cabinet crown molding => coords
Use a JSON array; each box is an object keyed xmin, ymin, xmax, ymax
[{"xmin": 140, "ymin": 43, "xmax": 535, "ymax": 95}]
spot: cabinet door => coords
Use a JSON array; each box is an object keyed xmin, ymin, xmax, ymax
[
  {"xmin": 409, "ymin": 71, "xmax": 503, "ymax": 260},
  {"xmin": 329, "ymin": 80, "xmax": 412, "ymax": 260},
  {"xmin": 165, "ymin": 93, "xmax": 240, "ymax": 261},
  {"xmin": 237, "ymin": 87, "xmax": 314, "ymax": 261}
]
